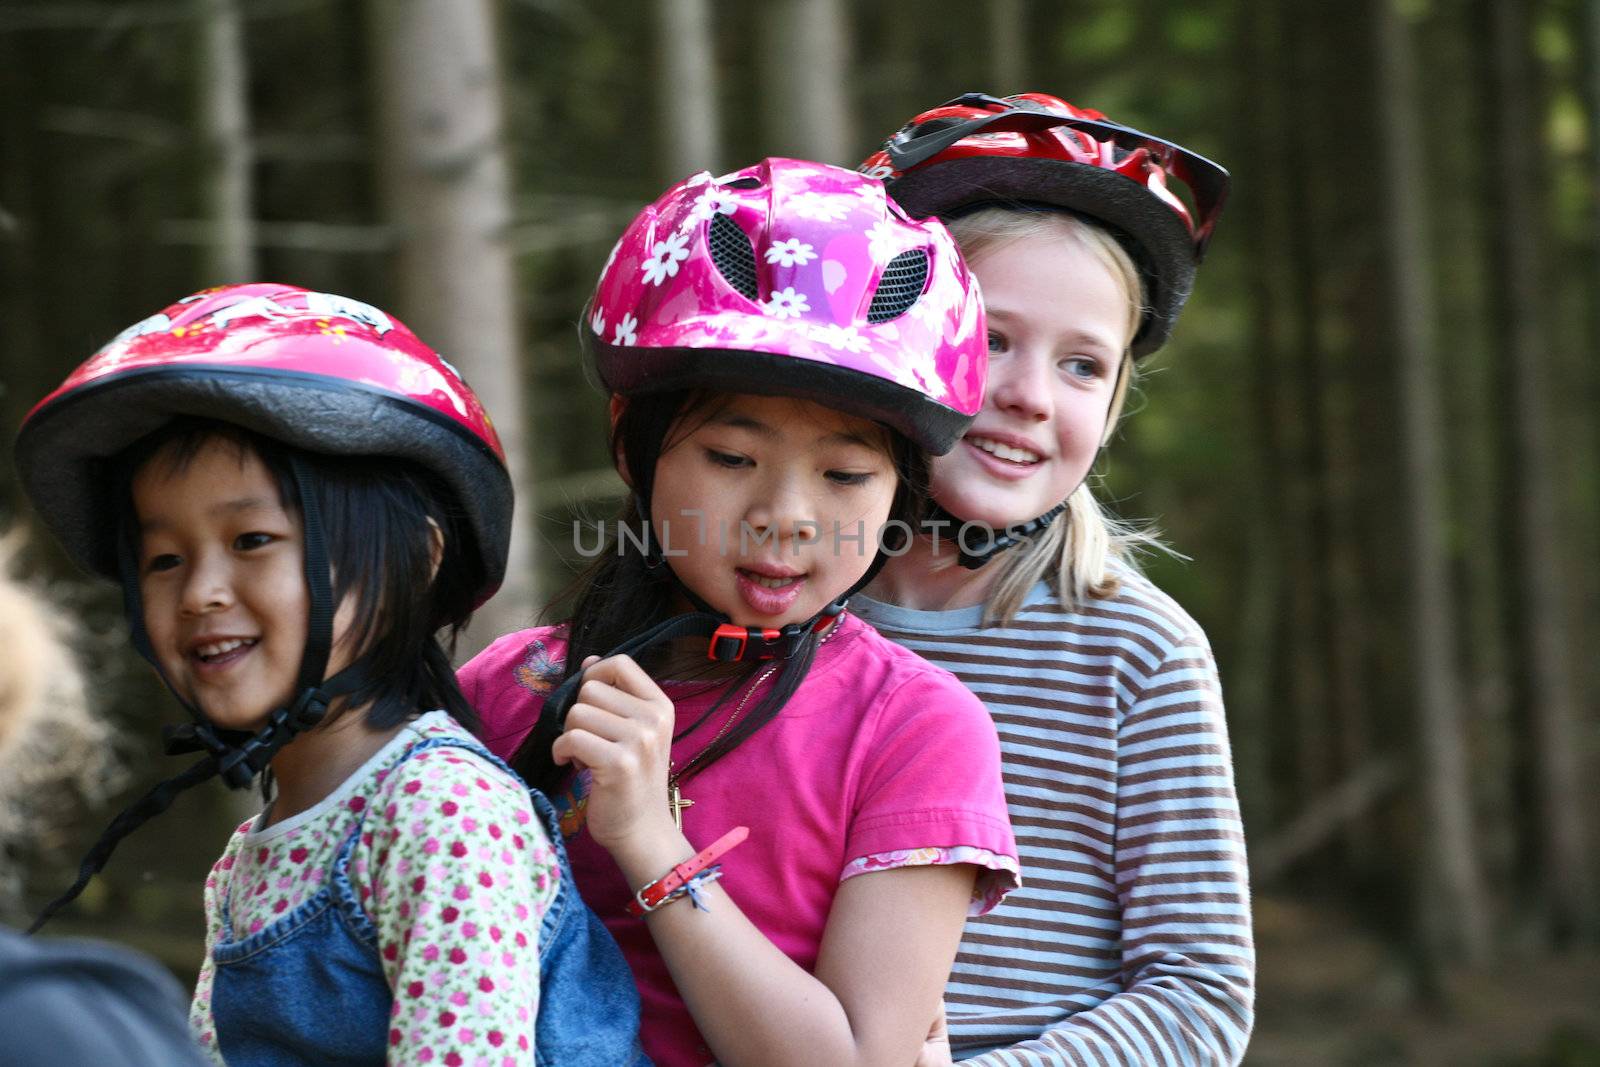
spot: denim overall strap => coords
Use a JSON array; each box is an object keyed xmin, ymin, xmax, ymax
[
  {"xmin": 521, "ymin": 789, "xmax": 652, "ymax": 1066},
  {"xmin": 209, "ymin": 810, "xmax": 387, "ymax": 1066},
  {"xmin": 208, "ymin": 729, "xmax": 649, "ymax": 1067},
  {"xmin": 401, "ymin": 737, "xmax": 652, "ymax": 1067}
]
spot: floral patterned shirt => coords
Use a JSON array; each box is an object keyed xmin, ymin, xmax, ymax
[{"xmin": 189, "ymin": 712, "xmax": 560, "ymax": 1066}]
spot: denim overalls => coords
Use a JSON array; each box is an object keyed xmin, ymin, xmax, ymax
[{"xmin": 208, "ymin": 733, "xmax": 650, "ymax": 1066}]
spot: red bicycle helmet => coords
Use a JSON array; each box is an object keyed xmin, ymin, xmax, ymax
[
  {"xmin": 17, "ymin": 286, "xmax": 520, "ymax": 931},
  {"xmin": 16, "ymin": 283, "xmax": 512, "ymax": 605},
  {"xmin": 861, "ymin": 92, "xmax": 1230, "ymax": 358}
]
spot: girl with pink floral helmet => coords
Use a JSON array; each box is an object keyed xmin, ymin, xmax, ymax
[{"xmin": 458, "ymin": 158, "xmax": 1020, "ymax": 1067}]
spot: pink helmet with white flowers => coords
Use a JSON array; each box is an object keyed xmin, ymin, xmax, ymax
[
  {"xmin": 15, "ymin": 283, "xmax": 512, "ymax": 604},
  {"xmin": 584, "ymin": 157, "xmax": 986, "ymax": 454}
]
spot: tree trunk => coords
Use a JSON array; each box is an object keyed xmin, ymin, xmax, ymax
[
  {"xmin": 368, "ymin": 0, "xmax": 536, "ymax": 655},
  {"xmin": 1585, "ymin": 0, "xmax": 1600, "ymax": 360},
  {"xmin": 988, "ymin": 0, "xmax": 1024, "ymax": 91},
  {"xmin": 1484, "ymin": 0, "xmax": 1596, "ymax": 945},
  {"xmin": 655, "ymin": 0, "xmax": 721, "ymax": 181},
  {"xmin": 758, "ymin": 0, "xmax": 854, "ymax": 163},
  {"xmin": 1299, "ymin": 0, "xmax": 1378, "ymax": 868},
  {"xmin": 196, "ymin": 0, "xmax": 256, "ymax": 283},
  {"xmin": 1374, "ymin": 0, "xmax": 1491, "ymax": 965},
  {"xmin": 1232, "ymin": 0, "xmax": 1294, "ymax": 840},
  {"xmin": 1275, "ymin": 0, "xmax": 1336, "ymax": 828},
  {"xmin": 0, "ymin": 31, "xmax": 40, "ymax": 512}
]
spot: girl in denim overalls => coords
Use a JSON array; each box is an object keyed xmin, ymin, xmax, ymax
[{"xmin": 16, "ymin": 284, "xmax": 650, "ymax": 1067}]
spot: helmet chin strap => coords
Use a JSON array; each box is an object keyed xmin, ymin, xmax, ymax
[
  {"xmin": 119, "ymin": 456, "xmax": 365, "ymax": 790},
  {"xmin": 32, "ymin": 458, "xmax": 367, "ymax": 933},
  {"xmin": 934, "ymin": 356, "xmax": 1127, "ymax": 570},
  {"xmin": 929, "ymin": 500, "xmax": 1069, "ymax": 570},
  {"xmin": 536, "ymin": 494, "xmax": 885, "ymax": 737}
]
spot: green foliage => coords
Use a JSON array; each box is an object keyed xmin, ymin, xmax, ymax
[
  {"xmin": 1166, "ymin": 8, "xmax": 1225, "ymax": 54},
  {"xmin": 1057, "ymin": 3, "xmax": 1135, "ymax": 59}
]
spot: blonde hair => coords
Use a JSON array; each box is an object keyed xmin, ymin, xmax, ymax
[
  {"xmin": 0, "ymin": 531, "xmax": 123, "ymax": 913},
  {"xmin": 944, "ymin": 207, "xmax": 1167, "ymax": 624}
]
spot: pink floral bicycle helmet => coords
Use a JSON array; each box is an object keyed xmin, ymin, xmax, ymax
[
  {"xmin": 16, "ymin": 283, "xmax": 512, "ymax": 605},
  {"xmin": 584, "ymin": 157, "xmax": 986, "ymax": 454}
]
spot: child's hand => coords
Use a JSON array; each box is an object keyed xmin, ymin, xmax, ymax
[
  {"xmin": 552, "ymin": 654, "xmax": 678, "ymax": 855},
  {"xmin": 913, "ymin": 1003, "xmax": 953, "ymax": 1067}
]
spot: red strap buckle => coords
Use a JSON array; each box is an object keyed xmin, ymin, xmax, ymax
[
  {"xmin": 708, "ymin": 624, "xmax": 747, "ymax": 661},
  {"xmin": 707, "ymin": 624, "xmax": 782, "ymax": 662}
]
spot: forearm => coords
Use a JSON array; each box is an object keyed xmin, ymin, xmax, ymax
[
  {"xmin": 190, "ymin": 877, "xmax": 227, "ymax": 1066},
  {"xmin": 567, "ymin": 652, "xmax": 986, "ymax": 1066},
  {"xmin": 955, "ymin": 858, "xmax": 1254, "ymax": 1055},
  {"xmin": 615, "ymin": 831, "xmax": 963, "ymax": 1067},
  {"xmin": 953, "ymin": 639, "xmax": 1252, "ymax": 1067},
  {"xmin": 188, "ymin": 955, "xmax": 225, "ymax": 1066},
  {"xmin": 956, "ymin": 978, "xmax": 1252, "ymax": 1067},
  {"xmin": 961, "ymin": 780, "xmax": 1253, "ymax": 1057}
]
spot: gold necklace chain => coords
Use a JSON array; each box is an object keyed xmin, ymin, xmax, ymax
[
  {"xmin": 665, "ymin": 616, "xmax": 843, "ymax": 828},
  {"xmin": 672, "ymin": 663, "xmax": 777, "ymax": 778}
]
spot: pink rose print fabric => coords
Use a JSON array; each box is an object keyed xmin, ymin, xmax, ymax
[
  {"xmin": 189, "ymin": 713, "xmax": 559, "ymax": 1066},
  {"xmin": 840, "ymin": 846, "xmax": 1019, "ymax": 916}
]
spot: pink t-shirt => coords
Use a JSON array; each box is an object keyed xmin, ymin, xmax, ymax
[{"xmin": 458, "ymin": 612, "xmax": 1018, "ymax": 1067}]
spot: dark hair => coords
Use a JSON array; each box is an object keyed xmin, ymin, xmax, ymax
[
  {"xmin": 514, "ymin": 389, "xmax": 928, "ymax": 795},
  {"xmin": 117, "ymin": 417, "xmax": 484, "ymax": 735},
  {"xmin": 28, "ymin": 416, "xmax": 491, "ymax": 934}
]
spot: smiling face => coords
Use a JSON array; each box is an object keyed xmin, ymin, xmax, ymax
[
  {"xmin": 132, "ymin": 436, "xmax": 346, "ymax": 730},
  {"xmin": 647, "ymin": 394, "xmax": 899, "ymax": 628},
  {"xmin": 930, "ymin": 225, "xmax": 1135, "ymax": 529}
]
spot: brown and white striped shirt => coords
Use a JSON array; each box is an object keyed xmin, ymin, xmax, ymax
[{"xmin": 855, "ymin": 570, "xmax": 1254, "ymax": 1065}]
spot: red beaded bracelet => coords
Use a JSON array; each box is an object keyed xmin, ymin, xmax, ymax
[{"xmin": 626, "ymin": 825, "xmax": 749, "ymax": 918}]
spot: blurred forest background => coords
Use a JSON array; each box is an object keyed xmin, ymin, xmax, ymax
[{"xmin": 2, "ymin": 0, "xmax": 1599, "ymax": 1063}]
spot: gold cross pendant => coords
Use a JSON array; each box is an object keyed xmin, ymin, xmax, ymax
[{"xmin": 668, "ymin": 781, "xmax": 694, "ymax": 829}]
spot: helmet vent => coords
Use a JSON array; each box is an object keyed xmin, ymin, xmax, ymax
[
  {"xmin": 866, "ymin": 249, "xmax": 929, "ymax": 323},
  {"xmin": 708, "ymin": 213, "xmax": 759, "ymax": 300}
]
